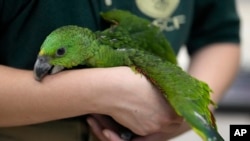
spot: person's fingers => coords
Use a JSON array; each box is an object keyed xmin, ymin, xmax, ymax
[
  {"xmin": 87, "ymin": 117, "xmax": 126, "ymax": 141},
  {"xmin": 91, "ymin": 114, "xmax": 118, "ymax": 130},
  {"xmin": 87, "ymin": 117, "xmax": 108, "ymax": 141}
]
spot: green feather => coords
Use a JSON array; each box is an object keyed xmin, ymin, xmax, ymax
[
  {"xmin": 99, "ymin": 9, "xmax": 177, "ymax": 64},
  {"xmin": 34, "ymin": 10, "xmax": 224, "ymax": 141}
]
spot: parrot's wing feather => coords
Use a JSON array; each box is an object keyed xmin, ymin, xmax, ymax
[
  {"xmin": 125, "ymin": 49, "xmax": 224, "ymax": 141},
  {"xmin": 98, "ymin": 9, "xmax": 177, "ymax": 64}
]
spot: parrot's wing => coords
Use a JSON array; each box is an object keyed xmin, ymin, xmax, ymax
[
  {"xmin": 125, "ymin": 48, "xmax": 224, "ymax": 141},
  {"xmin": 98, "ymin": 9, "xmax": 177, "ymax": 64},
  {"xmin": 99, "ymin": 10, "xmax": 223, "ymax": 140}
]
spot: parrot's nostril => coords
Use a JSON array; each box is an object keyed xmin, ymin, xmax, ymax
[{"xmin": 39, "ymin": 56, "xmax": 45, "ymax": 62}]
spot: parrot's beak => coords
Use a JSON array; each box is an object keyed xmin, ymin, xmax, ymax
[
  {"xmin": 33, "ymin": 56, "xmax": 65, "ymax": 81},
  {"xmin": 34, "ymin": 56, "xmax": 52, "ymax": 81}
]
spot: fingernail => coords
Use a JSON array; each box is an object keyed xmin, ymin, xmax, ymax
[
  {"xmin": 86, "ymin": 118, "xmax": 93, "ymax": 127},
  {"xmin": 103, "ymin": 130, "xmax": 110, "ymax": 139}
]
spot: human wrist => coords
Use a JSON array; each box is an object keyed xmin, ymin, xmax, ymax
[{"xmin": 84, "ymin": 67, "xmax": 133, "ymax": 115}]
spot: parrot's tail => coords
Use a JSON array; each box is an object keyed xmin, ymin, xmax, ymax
[{"xmin": 194, "ymin": 127, "xmax": 224, "ymax": 141}]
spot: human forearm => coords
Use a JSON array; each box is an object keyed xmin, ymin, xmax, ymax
[
  {"xmin": 1, "ymin": 65, "xmax": 148, "ymax": 127},
  {"xmin": 188, "ymin": 43, "xmax": 240, "ymax": 104},
  {"xmin": 0, "ymin": 65, "xmax": 176, "ymax": 135},
  {"xmin": 0, "ymin": 65, "xmax": 107, "ymax": 126}
]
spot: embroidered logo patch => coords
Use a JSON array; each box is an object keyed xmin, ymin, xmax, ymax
[{"xmin": 135, "ymin": 0, "xmax": 180, "ymax": 19}]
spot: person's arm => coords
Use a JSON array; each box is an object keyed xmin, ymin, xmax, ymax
[
  {"xmin": 0, "ymin": 65, "xmax": 181, "ymax": 136},
  {"xmin": 87, "ymin": 43, "xmax": 240, "ymax": 141},
  {"xmin": 0, "ymin": 65, "xmax": 109, "ymax": 126},
  {"xmin": 188, "ymin": 43, "xmax": 240, "ymax": 104}
]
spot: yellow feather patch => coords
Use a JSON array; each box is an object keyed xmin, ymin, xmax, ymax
[{"xmin": 39, "ymin": 50, "xmax": 44, "ymax": 56}]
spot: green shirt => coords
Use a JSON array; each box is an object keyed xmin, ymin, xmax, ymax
[
  {"xmin": 0, "ymin": 0, "xmax": 240, "ymax": 70},
  {"xmin": 0, "ymin": 0, "xmax": 240, "ymax": 141}
]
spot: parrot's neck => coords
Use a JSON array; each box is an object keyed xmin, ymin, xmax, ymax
[{"xmin": 77, "ymin": 39, "xmax": 100, "ymax": 66}]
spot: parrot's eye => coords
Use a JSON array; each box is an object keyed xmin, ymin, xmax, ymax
[{"xmin": 56, "ymin": 47, "xmax": 66, "ymax": 56}]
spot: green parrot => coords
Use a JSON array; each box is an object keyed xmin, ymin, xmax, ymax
[{"xmin": 33, "ymin": 10, "xmax": 224, "ymax": 141}]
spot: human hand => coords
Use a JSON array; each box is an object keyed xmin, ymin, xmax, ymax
[
  {"xmin": 87, "ymin": 114, "xmax": 134, "ymax": 141},
  {"xmin": 95, "ymin": 67, "xmax": 183, "ymax": 136},
  {"xmin": 87, "ymin": 115, "xmax": 188, "ymax": 141}
]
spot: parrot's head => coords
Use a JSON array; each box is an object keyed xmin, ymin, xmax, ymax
[{"xmin": 34, "ymin": 25, "xmax": 97, "ymax": 81}]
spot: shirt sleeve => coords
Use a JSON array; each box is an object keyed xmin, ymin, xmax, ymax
[{"xmin": 186, "ymin": 0, "xmax": 241, "ymax": 55}]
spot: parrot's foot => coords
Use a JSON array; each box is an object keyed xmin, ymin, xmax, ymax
[{"xmin": 120, "ymin": 131, "xmax": 133, "ymax": 141}]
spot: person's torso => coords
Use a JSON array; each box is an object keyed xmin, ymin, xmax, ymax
[{"xmin": 0, "ymin": 0, "xmax": 194, "ymax": 70}]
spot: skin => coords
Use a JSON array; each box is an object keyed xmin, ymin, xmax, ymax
[
  {"xmin": 0, "ymin": 65, "xmax": 182, "ymax": 135},
  {"xmin": 87, "ymin": 43, "xmax": 241, "ymax": 141}
]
